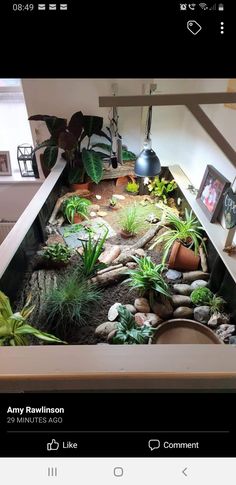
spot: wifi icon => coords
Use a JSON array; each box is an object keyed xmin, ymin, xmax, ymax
[{"xmin": 199, "ymin": 2, "xmax": 208, "ymax": 8}]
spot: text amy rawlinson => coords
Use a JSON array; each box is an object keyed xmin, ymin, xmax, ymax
[{"xmin": 7, "ymin": 407, "xmax": 65, "ymax": 415}]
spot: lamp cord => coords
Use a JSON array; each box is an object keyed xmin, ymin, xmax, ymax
[{"xmin": 145, "ymin": 88, "xmax": 153, "ymax": 140}]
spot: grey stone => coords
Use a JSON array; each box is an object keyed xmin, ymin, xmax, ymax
[
  {"xmin": 182, "ymin": 271, "xmax": 210, "ymax": 282},
  {"xmin": 216, "ymin": 324, "xmax": 235, "ymax": 342},
  {"xmin": 208, "ymin": 313, "xmax": 230, "ymax": 328},
  {"xmin": 194, "ymin": 306, "xmax": 211, "ymax": 324},
  {"xmin": 171, "ymin": 295, "xmax": 192, "ymax": 308},
  {"xmin": 124, "ymin": 304, "xmax": 136, "ymax": 314},
  {"xmin": 166, "ymin": 269, "xmax": 182, "ymax": 281},
  {"xmin": 173, "ymin": 284, "xmax": 192, "ymax": 296},
  {"xmin": 108, "ymin": 303, "xmax": 122, "ymax": 321},
  {"xmin": 229, "ymin": 336, "xmax": 236, "ymax": 345},
  {"xmin": 173, "ymin": 307, "xmax": 193, "ymax": 318},
  {"xmin": 134, "ymin": 297, "xmax": 150, "ymax": 313},
  {"xmin": 95, "ymin": 321, "xmax": 117, "ymax": 337},
  {"xmin": 134, "ymin": 312, "xmax": 162, "ymax": 327},
  {"xmin": 190, "ymin": 279, "xmax": 208, "ymax": 290},
  {"xmin": 59, "ymin": 217, "xmax": 116, "ymax": 249}
]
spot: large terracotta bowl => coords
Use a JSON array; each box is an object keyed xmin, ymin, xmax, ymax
[{"xmin": 150, "ymin": 319, "xmax": 223, "ymax": 344}]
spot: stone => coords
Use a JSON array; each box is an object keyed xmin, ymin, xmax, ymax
[
  {"xmin": 182, "ymin": 271, "xmax": 210, "ymax": 282},
  {"xmin": 171, "ymin": 295, "xmax": 192, "ymax": 308},
  {"xmin": 99, "ymin": 245, "xmax": 121, "ymax": 265},
  {"xmin": 150, "ymin": 296, "xmax": 173, "ymax": 320},
  {"xmin": 97, "ymin": 211, "xmax": 108, "ymax": 217},
  {"xmin": 134, "ymin": 298, "xmax": 150, "ymax": 313},
  {"xmin": 89, "ymin": 204, "xmax": 100, "ymax": 212},
  {"xmin": 113, "ymin": 194, "xmax": 125, "ymax": 200},
  {"xmin": 194, "ymin": 306, "xmax": 211, "ymax": 324},
  {"xmin": 134, "ymin": 312, "xmax": 161, "ymax": 327},
  {"xmin": 96, "ymin": 195, "xmax": 102, "ymax": 200},
  {"xmin": 95, "ymin": 321, "xmax": 117, "ymax": 337},
  {"xmin": 216, "ymin": 324, "xmax": 235, "ymax": 342},
  {"xmin": 190, "ymin": 279, "xmax": 208, "ymax": 290},
  {"xmin": 166, "ymin": 269, "xmax": 182, "ymax": 281},
  {"xmin": 46, "ymin": 234, "xmax": 65, "ymax": 246},
  {"xmin": 173, "ymin": 307, "xmax": 193, "ymax": 318},
  {"xmin": 173, "ymin": 284, "xmax": 192, "ymax": 296},
  {"xmin": 124, "ymin": 304, "xmax": 136, "ymax": 314},
  {"xmin": 126, "ymin": 262, "xmax": 138, "ymax": 269},
  {"xmin": 208, "ymin": 313, "xmax": 230, "ymax": 328},
  {"xmin": 229, "ymin": 336, "xmax": 236, "ymax": 345},
  {"xmin": 90, "ymin": 212, "xmax": 97, "ymax": 218},
  {"xmin": 108, "ymin": 303, "xmax": 122, "ymax": 321},
  {"xmin": 107, "ymin": 329, "xmax": 117, "ymax": 343},
  {"xmin": 134, "ymin": 248, "xmax": 146, "ymax": 257}
]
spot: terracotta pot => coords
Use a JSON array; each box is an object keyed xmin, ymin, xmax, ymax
[
  {"xmin": 73, "ymin": 213, "xmax": 83, "ymax": 224},
  {"xmin": 168, "ymin": 241, "xmax": 200, "ymax": 271},
  {"xmin": 150, "ymin": 319, "xmax": 223, "ymax": 344},
  {"xmin": 71, "ymin": 181, "xmax": 91, "ymax": 192},
  {"xmin": 120, "ymin": 229, "xmax": 134, "ymax": 239}
]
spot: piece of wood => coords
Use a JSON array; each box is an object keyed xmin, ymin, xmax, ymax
[
  {"xmin": 199, "ymin": 245, "xmax": 208, "ymax": 273},
  {"xmin": 96, "ymin": 264, "xmax": 123, "ymax": 275},
  {"xmin": 91, "ymin": 266, "xmax": 127, "ymax": 286},
  {"xmin": 101, "ymin": 161, "xmax": 135, "ymax": 180},
  {"xmin": 130, "ymin": 222, "xmax": 165, "ymax": 250}
]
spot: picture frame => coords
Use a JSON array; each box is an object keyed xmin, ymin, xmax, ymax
[
  {"xmin": 0, "ymin": 151, "xmax": 11, "ymax": 176},
  {"xmin": 196, "ymin": 165, "xmax": 230, "ymax": 222}
]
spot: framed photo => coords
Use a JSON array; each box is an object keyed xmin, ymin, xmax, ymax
[
  {"xmin": 0, "ymin": 151, "xmax": 11, "ymax": 176},
  {"xmin": 196, "ymin": 165, "xmax": 230, "ymax": 222}
]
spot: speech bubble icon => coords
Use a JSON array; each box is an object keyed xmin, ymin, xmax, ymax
[{"xmin": 148, "ymin": 439, "xmax": 160, "ymax": 451}]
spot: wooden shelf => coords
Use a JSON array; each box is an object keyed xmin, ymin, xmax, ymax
[{"xmin": 169, "ymin": 164, "xmax": 236, "ymax": 284}]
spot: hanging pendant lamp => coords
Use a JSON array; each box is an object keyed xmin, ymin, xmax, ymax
[{"xmin": 135, "ymin": 103, "xmax": 161, "ymax": 177}]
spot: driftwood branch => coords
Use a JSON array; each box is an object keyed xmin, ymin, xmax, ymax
[
  {"xmin": 91, "ymin": 266, "xmax": 127, "ymax": 286},
  {"xmin": 199, "ymin": 245, "xmax": 208, "ymax": 273}
]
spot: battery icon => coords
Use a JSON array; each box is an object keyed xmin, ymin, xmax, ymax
[{"xmin": 218, "ymin": 3, "xmax": 224, "ymax": 10}]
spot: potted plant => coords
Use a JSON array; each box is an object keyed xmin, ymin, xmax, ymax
[
  {"xmin": 148, "ymin": 176, "xmax": 177, "ymax": 203},
  {"xmin": 109, "ymin": 196, "xmax": 119, "ymax": 210},
  {"xmin": 63, "ymin": 196, "xmax": 91, "ymax": 224},
  {"xmin": 112, "ymin": 305, "xmax": 156, "ymax": 344},
  {"xmin": 42, "ymin": 243, "xmax": 72, "ymax": 269},
  {"xmin": 150, "ymin": 208, "xmax": 206, "ymax": 271},
  {"xmin": 126, "ymin": 181, "xmax": 139, "ymax": 195},
  {"xmin": 28, "ymin": 111, "xmax": 111, "ymax": 189}
]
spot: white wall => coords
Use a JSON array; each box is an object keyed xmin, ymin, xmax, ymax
[{"xmin": 0, "ymin": 183, "xmax": 41, "ymax": 221}]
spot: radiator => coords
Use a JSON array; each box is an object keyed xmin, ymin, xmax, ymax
[{"xmin": 0, "ymin": 222, "xmax": 15, "ymax": 244}]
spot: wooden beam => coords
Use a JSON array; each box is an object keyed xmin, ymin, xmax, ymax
[
  {"xmin": 186, "ymin": 103, "xmax": 236, "ymax": 167},
  {"xmin": 99, "ymin": 92, "xmax": 236, "ymax": 107}
]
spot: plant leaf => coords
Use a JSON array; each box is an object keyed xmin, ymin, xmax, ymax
[
  {"xmin": 43, "ymin": 146, "xmax": 58, "ymax": 169},
  {"xmin": 58, "ymin": 131, "xmax": 77, "ymax": 150},
  {"xmin": 82, "ymin": 148, "xmax": 103, "ymax": 184},
  {"xmin": 16, "ymin": 324, "xmax": 66, "ymax": 343},
  {"xmin": 68, "ymin": 111, "xmax": 84, "ymax": 139},
  {"xmin": 83, "ymin": 116, "xmax": 103, "ymax": 137}
]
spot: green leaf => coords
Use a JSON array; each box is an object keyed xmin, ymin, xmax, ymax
[
  {"xmin": 82, "ymin": 148, "xmax": 103, "ymax": 184},
  {"xmin": 122, "ymin": 149, "xmax": 137, "ymax": 161},
  {"xmin": 16, "ymin": 324, "xmax": 66, "ymax": 343},
  {"xmin": 68, "ymin": 165, "xmax": 84, "ymax": 184},
  {"xmin": 91, "ymin": 142, "xmax": 111, "ymax": 152},
  {"xmin": 43, "ymin": 146, "xmax": 59, "ymax": 169},
  {"xmin": 83, "ymin": 116, "xmax": 103, "ymax": 137}
]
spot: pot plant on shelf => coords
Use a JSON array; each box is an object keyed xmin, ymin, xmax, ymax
[
  {"xmin": 62, "ymin": 196, "xmax": 91, "ymax": 224},
  {"xmin": 125, "ymin": 181, "xmax": 139, "ymax": 195},
  {"xmin": 28, "ymin": 111, "xmax": 111, "ymax": 189},
  {"xmin": 150, "ymin": 208, "xmax": 206, "ymax": 271}
]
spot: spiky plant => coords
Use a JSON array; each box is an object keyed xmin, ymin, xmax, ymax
[
  {"xmin": 0, "ymin": 291, "xmax": 65, "ymax": 346},
  {"xmin": 150, "ymin": 208, "xmax": 205, "ymax": 263},
  {"xmin": 124, "ymin": 256, "xmax": 171, "ymax": 298},
  {"xmin": 119, "ymin": 206, "xmax": 141, "ymax": 235},
  {"xmin": 78, "ymin": 227, "xmax": 108, "ymax": 276}
]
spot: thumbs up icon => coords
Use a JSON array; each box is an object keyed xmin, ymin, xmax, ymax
[{"xmin": 47, "ymin": 439, "xmax": 60, "ymax": 451}]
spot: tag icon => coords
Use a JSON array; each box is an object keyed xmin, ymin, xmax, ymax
[{"xmin": 187, "ymin": 20, "xmax": 202, "ymax": 35}]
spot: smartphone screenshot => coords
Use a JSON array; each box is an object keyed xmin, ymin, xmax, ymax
[{"xmin": 0, "ymin": 0, "xmax": 235, "ymax": 482}]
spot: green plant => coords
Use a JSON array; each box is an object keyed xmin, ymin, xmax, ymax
[
  {"xmin": 91, "ymin": 142, "xmax": 136, "ymax": 162},
  {"xmin": 190, "ymin": 287, "xmax": 213, "ymax": 306},
  {"xmin": 78, "ymin": 227, "xmax": 108, "ymax": 276},
  {"xmin": 210, "ymin": 295, "xmax": 226, "ymax": 314},
  {"xmin": 150, "ymin": 208, "xmax": 206, "ymax": 262},
  {"xmin": 126, "ymin": 181, "xmax": 139, "ymax": 193},
  {"xmin": 43, "ymin": 243, "xmax": 71, "ymax": 263},
  {"xmin": 120, "ymin": 206, "xmax": 141, "ymax": 235},
  {"xmin": 0, "ymin": 291, "xmax": 65, "ymax": 346},
  {"xmin": 44, "ymin": 274, "xmax": 101, "ymax": 330},
  {"xmin": 109, "ymin": 197, "xmax": 117, "ymax": 207},
  {"xmin": 112, "ymin": 305, "xmax": 156, "ymax": 344},
  {"xmin": 148, "ymin": 176, "xmax": 177, "ymax": 203},
  {"xmin": 29, "ymin": 112, "xmax": 111, "ymax": 184},
  {"xmin": 124, "ymin": 256, "xmax": 171, "ymax": 298},
  {"xmin": 63, "ymin": 196, "xmax": 91, "ymax": 224}
]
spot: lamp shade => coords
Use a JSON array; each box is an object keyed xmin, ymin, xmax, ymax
[{"xmin": 135, "ymin": 139, "xmax": 161, "ymax": 177}]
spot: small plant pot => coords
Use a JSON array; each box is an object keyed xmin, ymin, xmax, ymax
[
  {"xmin": 71, "ymin": 181, "xmax": 91, "ymax": 192},
  {"xmin": 168, "ymin": 241, "xmax": 200, "ymax": 271},
  {"xmin": 149, "ymin": 319, "xmax": 223, "ymax": 344},
  {"xmin": 73, "ymin": 213, "xmax": 83, "ymax": 224},
  {"xmin": 120, "ymin": 229, "xmax": 134, "ymax": 239},
  {"xmin": 126, "ymin": 191, "xmax": 139, "ymax": 196},
  {"xmin": 109, "ymin": 204, "xmax": 119, "ymax": 210}
]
